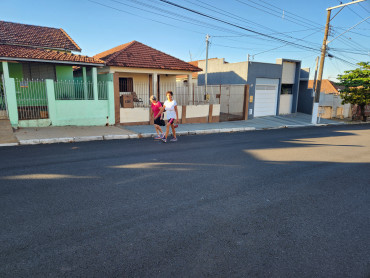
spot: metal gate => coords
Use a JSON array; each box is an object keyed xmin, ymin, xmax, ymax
[
  {"xmin": 15, "ymin": 79, "xmax": 49, "ymax": 120},
  {"xmin": 219, "ymin": 84, "xmax": 246, "ymax": 121}
]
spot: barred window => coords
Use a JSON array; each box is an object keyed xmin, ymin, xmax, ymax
[{"xmin": 119, "ymin": 78, "xmax": 133, "ymax": 92}]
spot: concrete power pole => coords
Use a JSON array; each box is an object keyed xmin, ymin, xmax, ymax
[
  {"xmin": 205, "ymin": 34, "xmax": 210, "ymax": 99},
  {"xmin": 313, "ymin": 0, "xmax": 366, "ymax": 124},
  {"xmin": 311, "ymin": 56, "xmax": 320, "ymax": 124}
]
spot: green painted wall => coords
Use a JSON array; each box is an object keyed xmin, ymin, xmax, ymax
[
  {"xmin": 8, "ymin": 63, "xmax": 23, "ymax": 79},
  {"xmin": 56, "ymin": 65, "xmax": 74, "ymax": 81}
]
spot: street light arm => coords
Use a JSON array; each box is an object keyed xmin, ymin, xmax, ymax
[{"xmin": 327, "ymin": 0, "xmax": 366, "ymax": 10}]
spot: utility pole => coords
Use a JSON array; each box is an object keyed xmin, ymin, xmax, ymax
[
  {"xmin": 311, "ymin": 56, "xmax": 320, "ymax": 124},
  {"xmin": 313, "ymin": 0, "xmax": 366, "ymax": 124},
  {"xmin": 205, "ymin": 34, "xmax": 210, "ymax": 99}
]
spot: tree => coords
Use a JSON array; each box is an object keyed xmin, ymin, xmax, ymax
[{"xmin": 338, "ymin": 62, "xmax": 370, "ymax": 121}]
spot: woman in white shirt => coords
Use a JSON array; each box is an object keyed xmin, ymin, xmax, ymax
[{"xmin": 154, "ymin": 91, "xmax": 178, "ymax": 143}]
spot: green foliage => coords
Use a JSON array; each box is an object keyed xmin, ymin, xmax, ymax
[{"xmin": 338, "ymin": 62, "xmax": 370, "ymax": 106}]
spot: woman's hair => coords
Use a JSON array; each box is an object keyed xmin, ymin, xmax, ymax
[
  {"xmin": 166, "ymin": 91, "xmax": 173, "ymax": 96},
  {"xmin": 150, "ymin": 95, "xmax": 157, "ymax": 101}
]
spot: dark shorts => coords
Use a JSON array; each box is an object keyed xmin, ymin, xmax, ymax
[
  {"xmin": 168, "ymin": 118, "xmax": 175, "ymax": 125},
  {"xmin": 154, "ymin": 117, "xmax": 165, "ymax": 126}
]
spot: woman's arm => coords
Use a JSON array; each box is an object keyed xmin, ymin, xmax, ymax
[
  {"xmin": 154, "ymin": 106, "xmax": 165, "ymax": 119},
  {"xmin": 174, "ymin": 105, "xmax": 179, "ymax": 123}
]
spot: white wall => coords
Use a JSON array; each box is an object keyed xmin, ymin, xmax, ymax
[
  {"xmin": 279, "ymin": 94, "xmax": 293, "ymax": 114},
  {"xmin": 198, "ymin": 58, "xmax": 248, "ymax": 84},
  {"xmin": 186, "ymin": 105, "xmax": 209, "ymax": 118},
  {"xmin": 120, "ymin": 107, "xmax": 149, "ymax": 123},
  {"xmin": 281, "ymin": 62, "xmax": 296, "ymax": 84}
]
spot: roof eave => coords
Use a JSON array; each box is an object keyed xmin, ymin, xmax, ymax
[{"xmin": 0, "ymin": 57, "xmax": 104, "ymax": 67}]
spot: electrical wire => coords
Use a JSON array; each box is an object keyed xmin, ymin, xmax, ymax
[{"xmin": 158, "ymin": 0, "xmax": 321, "ymax": 53}]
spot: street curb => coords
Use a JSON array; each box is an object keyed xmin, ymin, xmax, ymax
[
  {"xmin": 104, "ymin": 134, "xmax": 130, "ymax": 140},
  {"xmin": 74, "ymin": 136, "xmax": 104, "ymax": 142},
  {"xmin": 2, "ymin": 121, "xmax": 357, "ymax": 147},
  {"xmin": 11, "ymin": 126, "xmax": 259, "ymax": 146},
  {"xmin": 40, "ymin": 137, "xmax": 74, "ymax": 144},
  {"xmin": 0, "ymin": 142, "xmax": 19, "ymax": 147}
]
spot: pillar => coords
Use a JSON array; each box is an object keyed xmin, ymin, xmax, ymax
[
  {"xmin": 92, "ymin": 67, "xmax": 98, "ymax": 101},
  {"xmin": 2, "ymin": 62, "xmax": 18, "ymax": 127},
  {"xmin": 82, "ymin": 67, "xmax": 88, "ymax": 100}
]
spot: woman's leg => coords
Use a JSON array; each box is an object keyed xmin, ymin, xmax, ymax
[
  {"xmin": 154, "ymin": 124, "xmax": 160, "ymax": 135},
  {"xmin": 171, "ymin": 124, "xmax": 176, "ymax": 138},
  {"xmin": 165, "ymin": 123, "xmax": 171, "ymax": 139}
]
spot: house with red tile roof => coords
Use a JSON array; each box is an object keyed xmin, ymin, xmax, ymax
[
  {"xmin": 94, "ymin": 41, "xmax": 202, "ymax": 124},
  {"xmin": 0, "ymin": 21, "xmax": 114, "ymax": 128},
  {"xmin": 307, "ymin": 79, "xmax": 342, "ymax": 94},
  {"xmin": 0, "ymin": 20, "xmax": 104, "ymax": 80}
]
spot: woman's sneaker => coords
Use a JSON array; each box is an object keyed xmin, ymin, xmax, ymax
[
  {"xmin": 170, "ymin": 137, "xmax": 178, "ymax": 142},
  {"xmin": 161, "ymin": 138, "xmax": 167, "ymax": 143},
  {"xmin": 154, "ymin": 135, "xmax": 162, "ymax": 140}
]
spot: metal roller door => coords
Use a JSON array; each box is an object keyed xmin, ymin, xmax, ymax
[{"xmin": 254, "ymin": 78, "xmax": 279, "ymax": 117}]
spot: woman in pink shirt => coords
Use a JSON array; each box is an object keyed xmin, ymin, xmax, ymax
[{"xmin": 150, "ymin": 95, "xmax": 165, "ymax": 139}]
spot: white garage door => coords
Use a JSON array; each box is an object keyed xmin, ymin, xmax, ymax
[{"xmin": 254, "ymin": 78, "xmax": 279, "ymax": 117}]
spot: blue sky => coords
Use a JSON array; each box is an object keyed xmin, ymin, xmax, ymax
[{"xmin": 2, "ymin": 0, "xmax": 370, "ymax": 81}]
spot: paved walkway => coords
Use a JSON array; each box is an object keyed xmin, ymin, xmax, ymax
[
  {"xmin": 0, "ymin": 113, "xmax": 348, "ymax": 147},
  {"xmin": 0, "ymin": 119, "xmax": 18, "ymax": 146},
  {"xmin": 123, "ymin": 113, "xmax": 344, "ymax": 135}
]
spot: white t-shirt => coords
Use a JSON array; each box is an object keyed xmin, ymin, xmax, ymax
[{"xmin": 164, "ymin": 100, "xmax": 177, "ymax": 119}]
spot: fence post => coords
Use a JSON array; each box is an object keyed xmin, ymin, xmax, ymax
[
  {"xmin": 107, "ymin": 79, "xmax": 115, "ymax": 125},
  {"xmin": 243, "ymin": 85, "xmax": 249, "ymax": 120},
  {"xmin": 92, "ymin": 67, "xmax": 98, "ymax": 101},
  {"xmin": 192, "ymin": 83, "xmax": 195, "ymax": 105},
  {"xmin": 82, "ymin": 67, "xmax": 88, "ymax": 100},
  {"xmin": 219, "ymin": 84, "xmax": 221, "ymax": 104},
  {"xmin": 45, "ymin": 79, "xmax": 56, "ymax": 125}
]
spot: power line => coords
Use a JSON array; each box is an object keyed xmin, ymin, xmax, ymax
[
  {"xmin": 257, "ymin": 0, "xmax": 324, "ymax": 28},
  {"xmin": 181, "ymin": 0, "xmax": 323, "ymax": 45},
  {"xmin": 234, "ymin": 0, "xmax": 319, "ymax": 29},
  {"xmin": 158, "ymin": 0, "xmax": 321, "ymax": 53}
]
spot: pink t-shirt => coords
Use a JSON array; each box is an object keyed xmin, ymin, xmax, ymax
[{"xmin": 151, "ymin": 101, "xmax": 162, "ymax": 118}]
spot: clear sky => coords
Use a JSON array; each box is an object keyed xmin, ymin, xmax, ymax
[{"xmin": 2, "ymin": 0, "xmax": 370, "ymax": 81}]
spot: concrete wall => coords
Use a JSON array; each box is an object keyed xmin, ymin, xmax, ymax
[
  {"xmin": 281, "ymin": 62, "xmax": 296, "ymax": 84},
  {"xmin": 120, "ymin": 104, "xmax": 220, "ymax": 125},
  {"xmin": 8, "ymin": 63, "xmax": 23, "ymax": 79},
  {"xmin": 297, "ymin": 81, "xmax": 313, "ymax": 114},
  {"xmin": 56, "ymin": 65, "xmax": 74, "ymax": 81},
  {"xmin": 197, "ymin": 58, "xmax": 248, "ymax": 85},
  {"xmin": 279, "ymin": 94, "xmax": 293, "ymax": 114}
]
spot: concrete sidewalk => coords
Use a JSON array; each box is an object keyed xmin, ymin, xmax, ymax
[{"xmin": 1, "ymin": 113, "xmax": 347, "ymax": 147}]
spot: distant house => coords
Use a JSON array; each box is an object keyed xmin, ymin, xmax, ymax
[
  {"xmin": 308, "ymin": 79, "xmax": 343, "ymax": 94},
  {"xmin": 0, "ymin": 21, "xmax": 114, "ymax": 127},
  {"xmin": 298, "ymin": 79, "xmax": 353, "ymax": 119},
  {"xmin": 187, "ymin": 57, "xmax": 310, "ymax": 118},
  {"xmin": 94, "ymin": 41, "xmax": 201, "ymax": 124}
]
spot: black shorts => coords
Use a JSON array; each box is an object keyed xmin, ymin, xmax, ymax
[
  {"xmin": 168, "ymin": 118, "xmax": 175, "ymax": 125},
  {"xmin": 154, "ymin": 117, "xmax": 165, "ymax": 126}
]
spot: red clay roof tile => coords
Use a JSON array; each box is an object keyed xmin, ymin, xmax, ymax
[
  {"xmin": 0, "ymin": 44, "xmax": 104, "ymax": 65},
  {"xmin": 308, "ymin": 79, "xmax": 340, "ymax": 94},
  {"xmin": 95, "ymin": 41, "xmax": 202, "ymax": 72},
  {"xmin": 0, "ymin": 21, "xmax": 81, "ymax": 52}
]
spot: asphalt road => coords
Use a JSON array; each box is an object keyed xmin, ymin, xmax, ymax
[{"xmin": 1, "ymin": 125, "xmax": 369, "ymax": 278}]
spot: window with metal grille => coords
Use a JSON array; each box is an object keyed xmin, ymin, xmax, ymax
[{"xmin": 119, "ymin": 78, "xmax": 133, "ymax": 92}]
